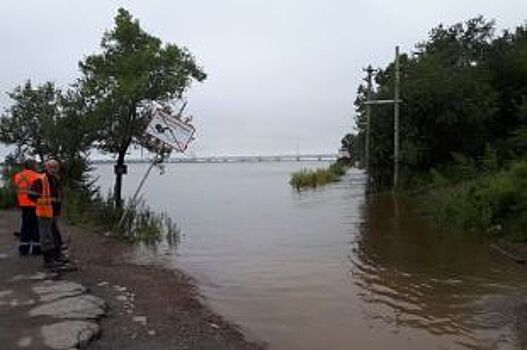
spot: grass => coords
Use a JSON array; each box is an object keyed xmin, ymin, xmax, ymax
[{"xmin": 289, "ymin": 162, "xmax": 348, "ymax": 190}]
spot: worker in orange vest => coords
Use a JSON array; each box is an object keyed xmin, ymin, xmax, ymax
[
  {"xmin": 29, "ymin": 159, "xmax": 72, "ymax": 271},
  {"xmin": 12, "ymin": 159, "xmax": 41, "ymax": 256}
]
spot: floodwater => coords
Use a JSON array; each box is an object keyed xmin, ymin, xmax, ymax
[{"xmin": 95, "ymin": 162, "xmax": 527, "ymax": 350}]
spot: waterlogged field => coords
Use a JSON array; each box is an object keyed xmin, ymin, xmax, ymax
[{"xmin": 95, "ymin": 162, "xmax": 527, "ymax": 350}]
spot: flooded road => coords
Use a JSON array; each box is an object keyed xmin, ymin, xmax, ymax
[{"xmin": 95, "ymin": 162, "xmax": 527, "ymax": 349}]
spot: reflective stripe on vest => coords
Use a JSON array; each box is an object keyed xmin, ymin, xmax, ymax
[
  {"xmin": 35, "ymin": 175, "xmax": 53, "ymax": 218},
  {"xmin": 13, "ymin": 170, "xmax": 40, "ymax": 207}
]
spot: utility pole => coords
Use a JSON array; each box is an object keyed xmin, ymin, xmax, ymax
[
  {"xmin": 394, "ymin": 46, "xmax": 401, "ymax": 191},
  {"xmin": 362, "ymin": 46, "xmax": 402, "ymax": 191},
  {"xmin": 363, "ymin": 65, "xmax": 375, "ymax": 175}
]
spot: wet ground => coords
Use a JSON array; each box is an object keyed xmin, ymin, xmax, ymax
[{"xmin": 0, "ymin": 210, "xmax": 264, "ymax": 349}]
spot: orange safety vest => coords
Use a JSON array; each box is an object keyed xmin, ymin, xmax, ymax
[
  {"xmin": 35, "ymin": 174, "xmax": 53, "ymax": 218},
  {"xmin": 13, "ymin": 169, "xmax": 40, "ymax": 207}
]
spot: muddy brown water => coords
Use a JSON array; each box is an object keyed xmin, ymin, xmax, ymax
[{"xmin": 95, "ymin": 162, "xmax": 527, "ymax": 349}]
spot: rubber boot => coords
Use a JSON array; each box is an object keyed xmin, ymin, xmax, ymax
[
  {"xmin": 31, "ymin": 243, "xmax": 42, "ymax": 256},
  {"xmin": 43, "ymin": 251, "xmax": 62, "ymax": 270},
  {"xmin": 18, "ymin": 243, "xmax": 30, "ymax": 256},
  {"xmin": 53, "ymin": 247, "xmax": 70, "ymax": 264}
]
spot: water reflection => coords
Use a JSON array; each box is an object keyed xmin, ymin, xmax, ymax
[{"xmin": 350, "ymin": 194, "xmax": 527, "ymax": 349}]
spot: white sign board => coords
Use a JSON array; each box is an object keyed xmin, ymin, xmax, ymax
[{"xmin": 145, "ymin": 106, "xmax": 196, "ymax": 152}]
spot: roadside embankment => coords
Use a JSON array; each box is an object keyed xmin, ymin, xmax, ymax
[{"xmin": 0, "ymin": 210, "xmax": 265, "ymax": 350}]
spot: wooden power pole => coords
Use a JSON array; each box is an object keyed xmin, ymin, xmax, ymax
[
  {"xmin": 394, "ymin": 46, "xmax": 401, "ymax": 190},
  {"xmin": 363, "ymin": 46, "xmax": 402, "ymax": 191},
  {"xmin": 363, "ymin": 65, "xmax": 375, "ymax": 175}
]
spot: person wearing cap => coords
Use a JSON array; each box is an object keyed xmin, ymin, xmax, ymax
[
  {"xmin": 29, "ymin": 159, "xmax": 71, "ymax": 270},
  {"xmin": 12, "ymin": 159, "xmax": 41, "ymax": 255}
]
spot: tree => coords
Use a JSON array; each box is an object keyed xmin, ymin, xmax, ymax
[
  {"xmin": 79, "ymin": 8, "xmax": 206, "ymax": 208},
  {"xmin": 341, "ymin": 133, "xmax": 362, "ymax": 164},
  {"xmin": 0, "ymin": 81, "xmax": 96, "ymax": 188},
  {"xmin": 0, "ymin": 80, "xmax": 60, "ymax": 162},
  {"xmin": 351, "ymin": 17, "xmax": 502, "ymax": 190}
]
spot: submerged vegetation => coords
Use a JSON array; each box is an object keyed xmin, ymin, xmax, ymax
[
  {"xmin": 62, "ymin": 187, "xmax": 180, "ymax": 244},
  {"xmin": 290, "ymin": 162, "xmax": 347, "ymax": 190}
]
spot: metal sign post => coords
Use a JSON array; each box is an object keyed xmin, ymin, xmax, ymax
[
  {"xmin": 116, "ymin": 101, "xmax": 197, "ymax": 234},
  {"xmin": 117, "ymin": 155, "xmax": 162, "ymax": 230}
]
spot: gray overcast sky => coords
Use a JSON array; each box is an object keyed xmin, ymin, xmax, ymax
[{"xmin": 0, "ymin": 0, "xmax": 525, "ymax": 158}]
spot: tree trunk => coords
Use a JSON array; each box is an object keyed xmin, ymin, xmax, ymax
[{"xmin": 114, "ymin": 149, "xmax": 126, "ymax": 209}]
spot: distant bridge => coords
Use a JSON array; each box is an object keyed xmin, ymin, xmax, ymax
[
  {"xmin": 92, "ymin": 154, "xmax": 338, "ymax": 164},
  {"xmin": 168, "ymin": 154, "xmax": 338, "ymax": 163}
]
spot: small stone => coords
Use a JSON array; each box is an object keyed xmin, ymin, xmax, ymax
[
  {"xmin": 33, "ymin": 281, "xmax": 87, "ymax": 302},
  {"xmin": 12, "ymin": 272, "xmax": 50, "ymax": 281},
  {"xmin": 41, "ymin": 321, "xmax": 100, "ymax": 349},
  {"xmin": 209, "ymin": 323, "xmax": 220, "ymax": 329},
  {"xmin": 147, "ymin": 329, "xmax": 156, "ymax": 336},
  {"xmin": 29, "ymin": 295, "xmax": 107, "ymax": 319},
  {"xmin": 6, "ymin": 297, "xmax": 34, "ymax": 307},
  {"xmin": 0, "ymin": 290, "xmax": 14, "ymax": 298},
  {"xmin": 0, "ymin": 253, "xmax": 8, "ymax": 259},
  {"xmin": 113, "ymin": 285, "xmax": 127, "ymax": 292},
  {"xmin": 16, "ymin": 336, "xmax": 32, "ymax": 347},
  {"xmin": 133, "ymin": 315, "xmax": 147, "ymax": 326},
  {"xmin": 115, "ymin": 295, "xmax": 128, "ymax": 302},
  {"xmin": 29, "ymin": 272, "xmax": 51, "ymax": 280},
  {"xmin": 97, "ymin": 281, "xmax": 109, "ymax": 287}
]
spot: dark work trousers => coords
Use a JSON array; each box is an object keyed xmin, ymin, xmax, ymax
[
  {"xmin": 38, "ymin": 217, "xmax": 64, "ymax": 254},
  {"xmin": 52, "ymin": 219, "xmax": 63, "ymax": 249},
  {"xmin": 18, "ymin": 207, "xmax": 40, "ymax": 255}
]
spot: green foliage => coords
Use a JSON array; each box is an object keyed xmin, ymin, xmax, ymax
[
  {"xmin": 0, "ymin": 156, "xmax": 21, "ymax": 209},
  {"xmin": 0, "ymin": 81, "xmax": 61, "ymax": 161},
  {"xmin": 289, "ymin": 162, "xmax": 347, "ymax": 190},
  {"xmin": 79, "ymin": 8, "xmax": 207, "ymax": 207},
  {"xmin": 62, "ymin": 188, "xmax": 179, "ymax": 244},
  {"xmin": 0, "ymin": 81, "xmax": 95, "ymax": 189},
  {"xmin": 352, "ymin": 17, "xmax": 527, "ymax": 191},
  {"xmin": 0, "ymin": 186, "xmax": 16, "ymax": 209},
  {"xmin": 423, "ymin": 161, "xmax": 527, "ymax": 241},
  {"xmin": 340, "ymin": 133, "xmax": 362, "ymax": 165}
]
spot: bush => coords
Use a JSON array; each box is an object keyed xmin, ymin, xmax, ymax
[
  {"xmin": 0, "ymin": 186, "xmax": 16, "ymax": 209},
  {"xmin": 0, "ymin": 160, "xmax": 20, "ymax": 209},
  {"xmin": 423, "ymin": 160, "xmax": 527, "ymax": 241}
]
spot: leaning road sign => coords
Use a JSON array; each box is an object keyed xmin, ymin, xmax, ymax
[
  {"xmin": 145, "ymin": 105, "xmax": 196, "ymax": 153},
  {"xmin": 119, "ymin": 102, "xmax": 196, "ymax": 233}
]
